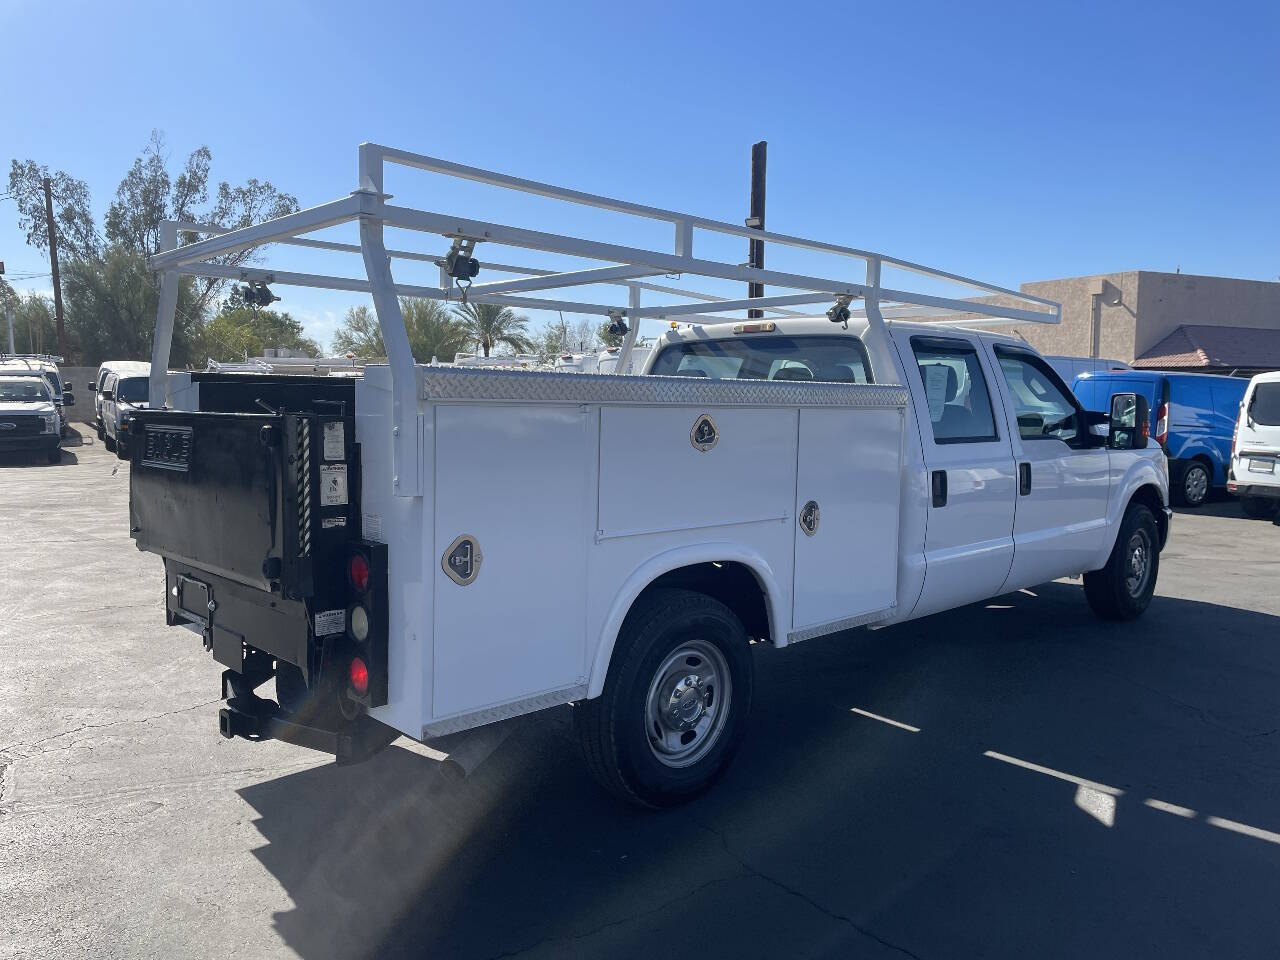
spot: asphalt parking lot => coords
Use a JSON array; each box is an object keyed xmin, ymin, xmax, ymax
[{"xmin": 3, "ymin": 440, "xmax": 1280, "ymax": 960}]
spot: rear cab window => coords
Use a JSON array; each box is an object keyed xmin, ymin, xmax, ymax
[
  {"xmin": 648, "ymin": 334, "xmax": 873, "ymax": 383},
  {"xmin": 908, "ymin": 336, "xmax": 999, "ymax": 443}
]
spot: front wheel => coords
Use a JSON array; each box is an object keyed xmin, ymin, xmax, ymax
[
  {"xmin": 103, "ymin": 434, "xmax": 116, "ymax": 452},
  {"xmin": 1084, "ymin": 503, "xmax": 1160, "ymax": 620},
  {"xmin": 1241, "ymin": 496, "xmax": 1279, "ymax": 520},
  {"xmin": 574, "ymin": 588, "xmax": 753, "ymax": 808}
]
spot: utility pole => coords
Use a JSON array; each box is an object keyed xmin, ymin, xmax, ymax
[
  {"xmin": 746, "ymin": 141, "xmax": 767, "ymax": 320},
  {"xmin": 2, "ymin": 260, "xmax": 14, "ymax": 354},
  {"xmin": 42, "ymin": 178, "xmax": 67, "ymax": 358}
]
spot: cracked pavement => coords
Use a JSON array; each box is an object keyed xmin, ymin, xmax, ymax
[{"xmin": 4, "ymin": 445, "xmax": 1280, "ymax": 959}]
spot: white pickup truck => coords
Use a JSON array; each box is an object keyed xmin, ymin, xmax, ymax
[{"xmin": 126, "ymin": 145, "xmax": 1170, "ymax": 806}]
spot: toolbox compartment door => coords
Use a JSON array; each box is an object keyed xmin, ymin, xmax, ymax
[{"xmin": 129, "ymin": 411, "xmax": 283, "ymax": 592}]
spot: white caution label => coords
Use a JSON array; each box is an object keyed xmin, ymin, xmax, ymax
[
  {"xmin": 319, "ymin": 464, "xmax": 348, "ymax": 506},
  {"xmin": 362, "ymin": 512, "xmax": 382, "ymax": 541},
  {"xmin": 322, "ymin": 421, "xmax": 345, "ymax": 461},
  {"xmin": 314, "ymin": 608, "xmax": 345, "ymax": 636}
]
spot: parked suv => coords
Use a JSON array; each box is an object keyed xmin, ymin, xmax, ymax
[
  {"xmin": 1073, "ymin": 370, "xmax": 1247, "ymax": 507},
  {"xmin": 1227, "ymin": 371, "xmax": 1280, "ymax": 519},
  {"xmin": 0, "ymin": 375, "xmax": 62, "ymax": 462},
  {"xmin": 101, "ymin": 368, "xmax": 150, "ymax": 454}
]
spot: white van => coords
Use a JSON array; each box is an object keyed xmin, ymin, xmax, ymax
[
  {"xmin": 1228, "ymin": 371, "xmax": 1280, "ymax": 519},
  {"xmin": 94, "ymin": 361, "xmax": 150, "ymax": 441}
]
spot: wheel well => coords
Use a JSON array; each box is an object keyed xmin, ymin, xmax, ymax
[
  {"xmin": 638, "ymin": 562, "xmax": 771, "ymax": 642},
  {"xmin": 1190, "ymin": 453, "xmax": 1215, "ymax": 481},
  {"xmin": 1130, "ymin": 483, "xmax": 1168, "ymax": 546}
]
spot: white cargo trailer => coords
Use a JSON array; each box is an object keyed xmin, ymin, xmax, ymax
[{"xmin": 127, "ymin": 144, "xmax": 1170, "ymax": 805}]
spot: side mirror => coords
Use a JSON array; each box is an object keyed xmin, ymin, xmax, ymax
[
  {"xmin": 1108, "ymin": 393, "xmax": 1150, "ymax": 450},
  {"xmin": 103, "ymin": 390, "xmax": 114, "ymax": 400},
  {"xmin": 63, "ymin": 392, "xmax": 75, "ymax": 407}
]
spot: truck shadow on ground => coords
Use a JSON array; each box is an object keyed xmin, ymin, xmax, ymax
[{"xmin": 238, "ymin": 582, "xmax": 1280, "ymax": 960}]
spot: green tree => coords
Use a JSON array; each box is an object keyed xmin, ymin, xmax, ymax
[
  {"xmin": 598, "ymin": 320, "xmax": 625, "ymax": 348},
  {"xmin": 62, "ymin": 247, "xmax": 205, "ymax": 366},
  {"xmin": 0, "ymin": 286, "xmax": 57, "ymax": 355},
  {"xmin": 452, "ymin": 301, "xmax": 534, "ymax": 357},
  {"xmin": 193, "ymin": 296, "xmax": 321, "ymax": 363},
  {"xmin": 332, "ymin": 299, "xmax": 470, "ymax": 363}
]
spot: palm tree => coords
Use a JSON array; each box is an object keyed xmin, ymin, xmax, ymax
[
  {"xmin": 452, "ymin": 302, "xmax": 534, "ymax": 357},
  {"xmin": 332, "ymin": 298, "xmax": 470, "ymax": 363}
]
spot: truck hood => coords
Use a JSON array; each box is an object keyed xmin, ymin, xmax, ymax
[{"xmin": 0, "ymin": 401, "xmax": 56, "ymax": 416}]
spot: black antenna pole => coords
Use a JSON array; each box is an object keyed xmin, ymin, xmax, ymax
[{"xmin": 747, "ymin": 141, "xmax": 767, "ymax": 320}]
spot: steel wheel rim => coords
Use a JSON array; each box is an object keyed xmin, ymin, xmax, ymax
[
  {"xmin": 1125, "ymin": 528, "xmax": 1152, "ymax": 597},
  {"xmin": 1186, "ymin": 466, "xmax": 1209, "ymax": 503},
  {"xmin": 645, "ymin": 638, "xmax": 732, "ymax": 768}
]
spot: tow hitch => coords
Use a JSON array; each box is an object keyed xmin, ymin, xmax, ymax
[{"xmin": 218, "ymin": 669, "xmax": 397, "ymax": 765}]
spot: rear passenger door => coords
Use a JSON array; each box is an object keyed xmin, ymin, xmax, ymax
[
  {"xmin": 987, "ymin": 345, "xmax": 1111, "ymax": 589},
  {"xmin": 896, "ymin": 331, "xmax": 1017, "ymax": 618}
]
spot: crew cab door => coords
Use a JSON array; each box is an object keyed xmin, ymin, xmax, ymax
[
  {"xmin": 896, "ymin": 331, "xmax": 1017, "ymax": 618},
  {"xmin": 985, "ymin": 344, "xmax": 1110, "ymax": 590}
]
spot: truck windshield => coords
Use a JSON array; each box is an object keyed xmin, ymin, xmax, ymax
[
  {"xmin": 0, "ymin": 378, "xmax": 51, "ymax": 402},
  {"xmin": 1250, "ymin": 382, "xmax": 1280, "ymax": 426},
  {"xmin": 648, "ymin": 335, "xmax": 872, "ymax": 383},
  {"xmin": 117, "ymin": 377, "xmax": 150, "ymax": 404}
]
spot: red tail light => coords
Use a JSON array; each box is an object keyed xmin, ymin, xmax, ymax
[
  {"xmin": 348, "ymin": 553, "xmax": 370, "ymax": 593},
  {"xmin": 1154, "ymin": 402, "xmax": 1169, "ymax": 446},
  {"xmin": 349, "ymin": 657, "xmax": 369, "ymax": 696}
]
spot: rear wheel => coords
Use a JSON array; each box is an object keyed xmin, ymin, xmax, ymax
[
  {"xmin": 104, "ymin": 434, "xmax": 116, "ymax": 452},
  {"xmin": 1241, "ymin": 495, "xmax": 1280, "ymax": 520},
  {"xmin": 1175, "ymin": 461, "xmax": 1211, "ymax": 507},
  {"xmin": 96, "ymin": 422, "xmax": 105, "ymax": 442},
  {"xmin": 1084, "ymin": 503, "xmax": 1160, "ymax": 620},
  {"xmin": 574, "ymin": 588, "xmax": 753, "ymax": 807}
]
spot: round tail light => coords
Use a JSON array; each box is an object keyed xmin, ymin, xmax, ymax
[
  {"xmin": 349, "ymin": 657, "xmax": 369, "ymax": 697},
  {"xmin": 349, "ymin": 553, "xmax": 370, "ymax": 592}
]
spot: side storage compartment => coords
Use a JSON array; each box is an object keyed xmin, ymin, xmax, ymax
[
  {"xmin": 429, "ymin": 403, "xmax": 592, "ymax": 723},
  {"xmin": 791, "ymin": 406, "xmax": 903, "ymax": 636}
]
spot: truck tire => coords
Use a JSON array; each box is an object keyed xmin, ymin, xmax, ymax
[
  {"xmin": 1174, "ymin": 461, "xmax": 1211, "ymax": 507},
  {"xmin": 1084, "ymin": 503, "xmax": 1160, "ymax": 620},
  {"xmin": 574, "ymin": 588, "xmax": 753, "ymax": 808},
  {"xmin": 96, "ymin": 423, "xmax": 105, "ymax": 442},
  {"xmin": 104, "ymin": 434, "xmax": 116, "ymax": 453},
  {"xmin": 1241, "ymin": 496, "xmax": 1279, "ymax": 520},
  {"xmin": 46, "ymin": 445, "xmax": 60, "ymax": 464}
]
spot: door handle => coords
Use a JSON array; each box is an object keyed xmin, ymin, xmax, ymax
[
  {"xmin": 1019, "ymin": 462, "xmax": 1032, "ymax": 496},
  {"xmin": 931, "ymin": 470, "xmax": 948, "ymax": 507}
]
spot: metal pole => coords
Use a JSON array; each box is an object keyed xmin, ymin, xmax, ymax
[
  {"xmin": 5, "ymin": 300, "xmax": 13, "ymax": 354},
  {"xmin": 42, "ymin": 178, "xmax": 67, "ymax": 358},
  {"xmin": 747, "ymin": 141, "xmax": 767, "ymax": 320}
]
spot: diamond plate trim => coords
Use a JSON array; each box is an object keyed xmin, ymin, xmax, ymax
[
  {"xmin": 787, "ymin": 605, "xmax": 896, "ymax": 645},
  {"xmin": 420, "ymin": 367, "xmax": 908, "ymax": 408},
  {"xmin": 421, "ymin": 683, "xmax": 588, "ymax": 738}
]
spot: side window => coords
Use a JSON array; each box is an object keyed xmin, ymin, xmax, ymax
[
  {"xmin": 995, "ymin": 348, "xmax": 1079, "ymax": 443},
  {"xmin": 909, "ymin": 337, "xmax": 999, "ymax": 443}
]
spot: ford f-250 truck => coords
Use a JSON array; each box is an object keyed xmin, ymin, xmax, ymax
[{"xmin": 125, "ymin": 145, "xmax": 1170, "ymax": 806}]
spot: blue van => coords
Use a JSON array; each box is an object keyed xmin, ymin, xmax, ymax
[{"xmin": 1072, "ymin": 370, "xmax": 1248, "ymax": 507}]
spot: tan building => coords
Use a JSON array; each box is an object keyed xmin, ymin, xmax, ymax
[{"xmin": 1002, "ymin": 271, "xmax": 1280, "ymax": 376}]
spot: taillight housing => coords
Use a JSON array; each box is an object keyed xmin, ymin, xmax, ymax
[
  {"xmin": 1154, "ymin": 401, "xmax": 1169, "ymax": 447},
  {"xmin": 343, "ymin": 542, "xmax": 387, "ymax": 709}
]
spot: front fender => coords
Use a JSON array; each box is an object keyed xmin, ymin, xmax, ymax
[
  {"xmin": 1091, "ymin": 452, "xmax": 1170, "ymax": 568},
  {"xmin": 585, "ymin": 542, "xmax": 787, "ymax": 699}
]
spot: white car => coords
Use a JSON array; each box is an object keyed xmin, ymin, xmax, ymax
[
  {"xmin": 0, "ymin": 356, "xmax": 71, "ymax": 437},
  {"xmin": 100, "ymin": 368, "xmax": 151, "ymax": 455},
  {"xmin": 1228, "ymin": 370, "xmax": 1280, "ymax": 519},
  {"xmin": 0, "ymin": 375, "xmax": 62, "ymax": 463}
]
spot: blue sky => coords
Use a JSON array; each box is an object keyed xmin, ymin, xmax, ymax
[{"xmin": 2, "ymin": 0, "xmax": 1278, "ymax": 351}]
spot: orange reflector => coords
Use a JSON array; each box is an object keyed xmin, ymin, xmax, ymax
[
  {"xmin": 732, "ymin": 321, "xmax": 777, "ymax": 334},
  {"xmin": 349, "ymin": 657, "xmax": 369, "ymax": 696}
]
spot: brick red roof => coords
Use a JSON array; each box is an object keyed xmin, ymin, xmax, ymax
[{"xmin": 1133, "ymin": 324, "xmax": 1280, "ymax": 369}]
